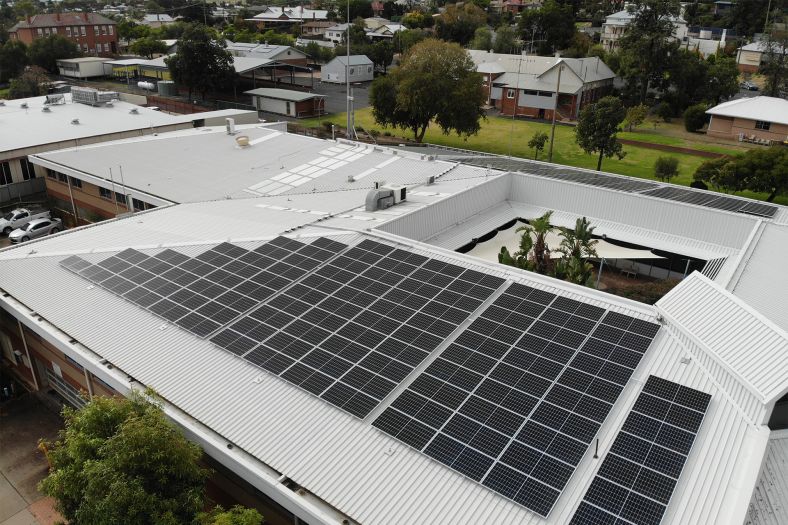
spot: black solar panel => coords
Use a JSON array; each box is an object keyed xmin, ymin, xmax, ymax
[
  {"xmin": 373, "ymin": 285, "xmax": 660, "ymax": 517},
  {"xmin": 213, "ymin": 239, "xmax": 506, "ymax": 418},
  {"xmin": 59, "ymin": 236, "xmax": 341, "ymax": 340},
  {"xmin": 570, "ymin": 376, "xmax": 711, "ymax": 525},
  {"xmin": 640, "ymin": 186, "xmax": 777, "ymax": 218}
]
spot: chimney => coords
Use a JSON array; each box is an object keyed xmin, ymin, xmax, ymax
[
  {"xmin": 26, "ymin": 15, "xmax": 31, "ymax": 23},
  {"xmin": 83, "ymin": 11, "xmax": 89, "ymax": 22},
  {"xmin": 56, "ymin": 12, "xmax": 61, "ymax": 21}
]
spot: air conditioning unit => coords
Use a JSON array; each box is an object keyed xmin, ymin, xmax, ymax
[{"xmin": 381, "ymin": 183, "xmax": 406, "ymax": 204}]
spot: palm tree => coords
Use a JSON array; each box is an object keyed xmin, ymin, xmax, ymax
[
  {"xmin": 498, "ymin": 227, "xmax": 534, "ymax": 271},
  {"xmin": 517, "ymin": 211, "xmax": 553, "ymax": 275},
  {"xmin": 558, "ymin": 217, "xmax": 598, "ymax": 260}
]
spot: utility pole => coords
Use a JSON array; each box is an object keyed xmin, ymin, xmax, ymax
[
  {"xmin": 547, "ymin": 61, "xmax": 563, "ymax": 163},
  {"xmin": 508, "ymin": 46, "xmax": 525, "ymax": 169},
  {"xmin": 346, "ymin": 0, "xmax": 352, "ymax": 139}
]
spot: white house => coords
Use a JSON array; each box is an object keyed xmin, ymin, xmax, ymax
[
  {"xmin": 325, "ymin": 23, "xmax": 349, "ymax": 44},
  {"xmin": 140, "ymin": 13, "xmax": 175, "ymax": 28},
  {"xmin": 320, "ymin": 55, "xmax": 374, "ymax": 83},
  {"xmin": 601, "ymin": 9, "xmax": 687, "ymax": 52},
  {"xmin": 247, "ymin": 6, "xmax": 328, "ymax": 26}
]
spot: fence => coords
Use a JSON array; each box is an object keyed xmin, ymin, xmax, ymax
[
  {"xmin": 216, "ymin": 100, "xmax": 257, "ymax": 112},
  {"xmin": 0, "ymin": 178, "xmax": 47, "ymax": 205},
  {"xmin": 145, "ymin": 95, "xmax": 213, "ymax": 114}
]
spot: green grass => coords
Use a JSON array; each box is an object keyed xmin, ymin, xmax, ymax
[
  {"xmin": 0, "ymin": 88, "xmax": 8, "ymax": 99},
  {"xmin": 302, "ymin": 109, "xmax": 787, "ymax": 205}
]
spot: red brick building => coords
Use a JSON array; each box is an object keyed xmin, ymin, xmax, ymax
[{"xmin": 9, "ymin": 12, "xmax": 118, "ymax": 56}]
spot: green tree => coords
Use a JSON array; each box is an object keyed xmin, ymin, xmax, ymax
[
  {"xmin": 39, "ymin": 391, "xmax": 209, "ymax": 525},
  {"xmin": 498, "ymin": 230, "xmax": 534, "ymax": 271},
  {"xmin": 493, "ymin": 24, "xmax": 518, "ymax": 54},
  {"xmin": 0, "ymin": 39, "xmax": 27, "ymax": 83},
  {"xmin": 666, "ymin": 49, "xmax": 708, "ymax": 112},
  {"xmin": 692, "ymin": 157, "xmax": 740, "ymax": 192},
  {"xmin": 130, "ymin": 36, "xmax": 168, "ymax": 59},
  {"xmin": 517, "ymin": 211, "xmax": 554, "ymax": 275},
  {"xmin": 706, "ymin": 55, "xmax": 740, "ymax": 105},
  {"xmin": 518, "ymin": 0, "xmax": 575, "ymax": 54},
  {"xmin": 623, "ymin": 103, "xmax": 648, "ymax": 132},
  {"xmin": 13, "ymin": 0, "xmax": 36, "ymax": 19},
  {"xmin": 368, "ymin": 39, "xmax": 394, "ymax": 73},
  {"xmin": 557, "ymin": 216, "xmax": 598, "ymax": 260},
  {"xmin": 618, "ymin": 0, "xmax": 682, "ymax": 104},
  {"xmin": 28, "ymin": 34, "xmax": 80, "ymax": 73},
  {"xmin": 369, "ymin": 39, "xmax": 486, "ymax": 142},
  {"xmin": 761, "ymin": 32, "xmax": 788, "ymax": 97},
  {"xmin": 574, "ymin": 96, "xmax": 627, "ymax": 171},
  {"xmin": 337, "ymin": 0, "xmax": 373, "ymax": 21},
  {"xmin": 435, "ymin": 3, "xmax": 487, "ymax": 46},
  {"xmin": 166, "ymin": 24, "xmax": 234, "ymax": 100},
  {"xmin": 470, "ymin": 26, "xmax": 493, "ymax": 51},
  {"xmin": 653, "ymin": 156, "xmax": 679, "ymax": 181},
  {"xmin": 195, "ymin": 505, "xmax": 263, "ymax": 525},
  {"xmin": 527, "ymin": 131, "xmax": 548, "ymax": 160},
  {"xmin": 683, "ymin": 103, "xmax": 707, "ymax": 132},
  {"xmin": 401, "ymin": 11, "xmax": 432, "ymax": 29},
  {"xmin": 733, "ymin": 147, "xmax": 788, "ymax": 202},
  {"xmin": 8, "ymin": 65, "xmax": 48, "ymax": 98},
  {"xmin": 393, "ymin": 29, "xmax": 427, "ymax": 53}
]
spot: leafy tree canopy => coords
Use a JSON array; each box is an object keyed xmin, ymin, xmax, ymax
[
  {"xmin": 435, "ymin": 3, "xmax": 487, "ymax": 46},
  {"xmin": 653, "ymin": 156, "xmax": 679, "ymax": 181},
  {"xmin": 574, "ymin": 96, "xmax": 627, "ymax": 171},
  {"xmin": 693, "ymin": 147, "xmax": 788, "ymax": 202},
  {"xmin": 28, "ymin": 34, "xmax": 80, "ymax": 73},
  {"xmin": 518, "ymin": 0, "xmax": 575, "ymax": 55},
  {"xmin": 130, "ymin": 36, "xmax": 168, "ymax": 59},
  {"xmin": 166, "ymin": 24, "xmax": 234, "ymax": 100},
  {"xmin": 195, "ymin": 505, "xmax": 263, "ymax": 525},
  {"xmin": 369, "ymin": 39, "xmax": 486, "ymax": 142},
  {"xmin": 0, "ymin": 39, "xmax": 28, "ymax": 83},
  {"xmin": 528, "ymin": 131, "xmax": 548, "ymax": 160},
  {"xmin": 8, "ymin": 65, "xmax": 48, "ymax": 98}
]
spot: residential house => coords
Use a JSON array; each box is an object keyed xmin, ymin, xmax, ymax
[
  {"xmin": 321, "ymin": 55, "xmax": 374, "ymax": 83},
  {"xmin": 706, "ymin": 96, "xmax": 788, "ymax": 144},
  {"xmin": 601, "ymin": 9, "xmax": 687, "ymax": 52},
  {"xmin": 325, "ymin": 23, "xmax": 349, "ymax": 44},
  {"xmin": 225, "ymin": 42, "xmax": 309, "ymax": 66},
  {"xmin": 367, "ymin": 24, "xmax": 405, "ymax": 40},
  {"xmin": 736, "ymin": 40, "xmax": 788, "ymax": 73},
  {"xmin": 469, "ymin": 50, "xmax": 616, "ymax": 120},
  {"xmin": 140, "ymin": 13, "xmax": 175, "ymax": 28},
  {"xmin": 247, "ymin": 6, "xmax": 328, "ymax": 27},
  {"xmin": 302, "ymin": 20, "xmax": 333, "ymax": 38},
  {"xmin": 9, "ymin": 12, "xmax": 118, "ymax": 56}
]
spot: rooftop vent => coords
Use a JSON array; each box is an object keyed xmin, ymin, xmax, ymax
[
  {"xmin": 71, "ymin": 118, "xmax": 80, "ymax": 125},
  {"xmin": 71, "ymin": 86, "xmax": 119, "ymax": 106},
  {"xmin": 0, "ymin": 101, "xmax": 5, "ymax": 106},
  {"xmin": 235, "ymin": 135, "xmax": 250, "ymax": 147},
  {"xmin": 42, "ymin": 107, "xmax": 51, "ymax": 113},
  {"xmin": 129, "ymin": 108, "xmax": 139, "ymax": 114},
  {"xmin": 20, "ymin": 102, "xmax": 28, "ymax": 109}
]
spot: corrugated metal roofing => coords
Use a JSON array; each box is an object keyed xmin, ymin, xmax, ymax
[
  {"xmin": 707, "ymin": 96, "xmax": 788, "ymax": 125},
  {"xmin": 657, "ymin": 273, "xmax": 788, "ymax": 404},
  {"xmin": 245, "ymin": 88, "xmax": 325, "ymax": 101},
  {"xmin": 746, "ymin": 429, "xmax": 788, "ymax": 525}
]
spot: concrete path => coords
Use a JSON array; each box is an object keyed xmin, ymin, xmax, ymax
[{"xmin": 0, "ymin": 395, "xmax": 64, "ymax": 525}]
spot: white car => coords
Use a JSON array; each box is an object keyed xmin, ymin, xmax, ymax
[
  {"xmin": 0, "ymin": 208, "xmax": 50, "ymax": 235},
  {"xmin": 9, "ymin": 218, "xmax": 63, "ymax": 243}
]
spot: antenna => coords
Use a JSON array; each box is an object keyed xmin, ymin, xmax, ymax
[{"xmin": 108, "ymin": 168, "xmax": 120, "ymax": 216}]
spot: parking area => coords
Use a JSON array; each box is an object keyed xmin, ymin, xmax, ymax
[{"xmin": 0, "ymin": 394, "xmax": 64, "ymax": 525}]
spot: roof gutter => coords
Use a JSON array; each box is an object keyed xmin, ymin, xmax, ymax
[{"xmin": 0, "ymin": 293, "xmax": 356, "ymax": 525}]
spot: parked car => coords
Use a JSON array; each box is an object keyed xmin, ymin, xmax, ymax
[
  {"xmin": 740, "ymin": 81, "xmax": 759, "ymax": 91},
  {"xmin": 9, "ymin": 218, "xmax": 63, "ymax": 243},
  {"xmin": 0, "ymin": 208, "xmax": 51, "ymax": 235}
]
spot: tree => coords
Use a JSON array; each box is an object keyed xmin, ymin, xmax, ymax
[
  {"xmin": 393, "ymin": 29, "xmax": 427, "ymax": 53},
  {"xmin": 368, "ymin": 40, "xmax": 394, "ymax": 73},
  {"xmin": 653, "ymin": 156, "xmax": 679, "ymax": 182},
  {"xmin": 8, "ymin": 65, "xmax": 48, "ymax": 98},
  {"xmin": 732, "ymin": 147, "xmax": 788, "ymax": 202},
  {"xmin": 195, "ymin": 506, "xmax": 263, "ymax": 525},
  {"xmin": 498, "ymin": 230, "xmax": 534, "ymax": 271},
  {"xmin": 401, "ymin": 11, "xmax": 432, "ymax": 29},
  {"xmin": 692, "ymin": 157, "xmax": 740, "ymax": 192},
  {"xmin": 130, "ymin": 37, "xmax": 168, "ymax": 59},
  {"xmin": 517, "ymin": 211, "xmax": 554, "ymax": 275},
  {"xmin": 13, "ymin": 0, "xmax": 36, "ymax": 19},
  {"xmin": 528, "ymin": 131, "xmax": 548, "ymax": 160},
  {"xmin": 706, "ymin": 55, "xmax": 740, "ymax": 105},
  {"xmin": 618, "ymin": 0, "xmax": 682, "ymax": 104},
  {"xmin": 623, "ymin": 103, "xmax": 648, "ymax": 132},
  {"xmin": 28, "ymin": 34, "xmax": 80, "ymax": 73},
  {"xmin": 337, "ymin": 0, "xmax": 373, "ymax": 21},
  {"xmin": 39, "ymin": 391, "xmax": 209, "ymax": 524},
  {"xmin": 493, "ymin": 24, "xmax": 518, "ymax": 54},
  {"xmin": 683, "ymin": 103, "xmax": 707, "ymax": 132},
  {"xmin": 166, "ymin": 24, "xmax": 234, "ymax": 100},
  {"xmin": 557, "ymin": 216, "xmax": 598, "ymax": 260},
  {"xmin": 518, "ymin": 0, "xmax": 575, "ymax": 55},
  {"xmin": 574, "ymin": 96, "xmax": 627, "ymax": 171},
  {"xmin": 470, "ymin": 26, "xmax": 493, "ymax": 51},
  {"xmin": 435, "ymin": 3, "xmax": 487, "ymax": 46},
  {"xmin": 0, "ymin": 39, "xmax": 27, "ymax": 83},
  {"xmin": 761, "ymin": 32, "xmax": 788, "ymax": 98},
  {"xmin": 369, "ymin": 39, "xmax": 485, "ymax": 142}
]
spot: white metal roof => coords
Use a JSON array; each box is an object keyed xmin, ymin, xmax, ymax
[
  {"xmin": 746, "ymin": 429, "xmax": 788, "ymax": 525},
  {"xmin": 330, "ymin": 55, "xmax": 373, "ymax": 66},
  {"xmin": 245, "ymin": 88, "xmax": 325, "ymax": 102},
  {"xmin": 706, "ymin": 96, "xmax": 788, "ymax": 125},
  {"xmin": 657, "ymin": 273, "xmax": 788, "ymax": 405}
]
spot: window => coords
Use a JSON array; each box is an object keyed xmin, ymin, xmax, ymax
[
  {"xmin": 99, "ymin": 187, "xmax": 113, "ymax": 200},
  {"xmin": 82, "ymin": 43, "xmax": 88, "ymax": 52},
  {"xmin": 68, "ymin": 176, "xmax": 82, "ymax": 189},
  {"xmin": 57, "ymin": 172, "xmax": 68, "ymax": 183},
  {"xmin": 0, "ymin": 162, "xmax": 11, "ymax": 185},
  {"xmin": 95, "ymin": 44, "xmax": 101, "ymax": 54},
  {"xmin": 37, "ymin": 28, "xmax": 43, "ymax": 36},
  {"xmin": 507, "ymin": 89, "xmax": 516, "ymax": 99},
  {"xmin": 20, "ymin": 158, "xmax": 36, "ymax": 180},
  {"xmin": 368, "ymin": 66, "xmax": 372, "ymax": 73},
  {"xmin": 103, "ymin": 43, "xmax": 109, "ymax": 52},
  {"xmin": 94, "ymin": 25, "xmax": 99, "ymax": 36},
  {"xmin": 349, "ymin": 67, "xmax": 355, "ymax": 75},
  {"xmin": 115, "ymin": 192, "xmax": 126, "ymax": 205},
  {"xmin": 755, "ymin": 120, "xmax": 771, "ymax": 130},
  {"xmin": 101, "ymin": 25, "xmax": 107, "ymax": 35},
  {"xmin": 66, "ymin": 27, "xmax": 72, "ymax": 36},
  {"xmin": 108, "ymin": 25, "xmax": 113, "ymax": 35},
  {"xmin": 132, "ymin": 198, "xmax": 146, "ymax": 211},
  {"xmin": 46, "ymin": 168, "xmax": 57, "ymax": 179},
  {"xmin": 81, "ymin": 26, "xmax": 86, "ymax": 36}
]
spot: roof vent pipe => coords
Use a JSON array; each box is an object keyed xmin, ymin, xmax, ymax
[
  {"xmin": 71, "ymin": 118, "xmax": 80, "ymax": 125},
  {"xmin": 42, "ymin": 107, "xmax": 51, "ymax": 112},
  {"xmin": 129, "ymin": 108, "xmax": 139, "ymax": 114},
  {"xmin": 20, "ymin": 102, "xmax": 28, "ymax": 108}
]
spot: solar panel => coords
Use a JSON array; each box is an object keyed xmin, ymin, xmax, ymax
[
  {"xmin": 373, "ymin": 285, "xmax": 660, "ymax": 517},
  {"xmin": 213, "ymin": 239, "xmax": 506, "ymax": 418},
  {"xmin": 570, "ymin": 376, "xmax": 711, "ymax": 525},
  {"xmin": 640, "ymin": 186, "xmax": 777, "ymax": 218},
  {"xmin": 59, "ymin": 236, "xmax": 341, "ymax": 340}
]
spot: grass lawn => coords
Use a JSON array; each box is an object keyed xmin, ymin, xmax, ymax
[
  {"xmin": 0, "ymin": 88, "xmax": 8, "ymax": 99},
  {"xmin": 301, "ymin": 109, "xmax": 787, "ymax": 206}
]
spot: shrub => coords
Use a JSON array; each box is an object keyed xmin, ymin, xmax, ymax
[
  {"xmin": 321, "ymin": 121, "xmax": 334, "ymax": 132},
  {"xmin": 683, "ymin": 103, "xmax": 708, "ymax": 132},
  {"xmin": 655, "ymin": 102, "xmax": 673, "ymax": 122},
  {"xmin": 654, "ymin": 156, "xmax": 679, "ymax": 182}
]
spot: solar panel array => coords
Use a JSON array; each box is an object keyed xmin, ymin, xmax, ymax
[
  {"xmin": 571, "ymin": 376, "xmax": 711, "ymax": 525},
  {"xmin": 62, "ymin": 237, "xmax": 506, "ymax": 419},
  {"xmin": 212, "ymin": 238, "xmax": 506, "ymax": 418},
  {"xmin": 373, "ymin": 284, "xmax": 660, "ymax": 517},
  {"xmin": 60, "ymin": 237, "xmax": 341, "ymax": 338},
  {"xmin": 441, "ymin": 154, "xmax": 778, "ymax": 218}
]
